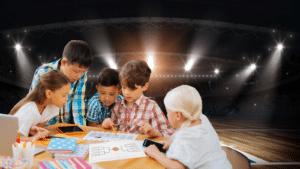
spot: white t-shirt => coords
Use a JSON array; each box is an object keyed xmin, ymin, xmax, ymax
[
  {"xmin": 166, "ymin": 114, "xmax": 232, "ymax": 169},
  {"xmin": 14, "ymin": 102, "xmax": 59, "ymax": 136}
]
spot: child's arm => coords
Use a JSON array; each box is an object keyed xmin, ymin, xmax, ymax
[
  {"xmin": 21, "ymin": 126, "xmax": 50, "ymax": 141},
  {"xmin": 145, "ymin": 145, "xmax": 185, "ymax": 169},
  {"xmin": 87, "ymin": 120, "xmax": 97, "ymax": 127},
  {"xmin": 149, "ymin": 103, "xmax": 175, "ymax": 137},
  {"xmin": 102, "ymin": 107, "xmax": 120, "ymax": 129},
  {"xmin": 102, "ymin": 118, "xmax": 114, "ymax": 129},
  {"xmin": 139, "ymin": 122, "xmax": 163, "ymax": 137},
  {"xmin": 36, "ymin": 121, "xmax": 48, "ymax": 128},
  {"xmin": 87, "ymin": 94, "xmax": 103, "ymax": 127},
  {"xmin": 87, "ymin": 120, "xmax": 102, "ymax": 127}
]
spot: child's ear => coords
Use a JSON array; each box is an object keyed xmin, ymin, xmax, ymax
[
  {"xmin": 45, "ymin": 89, "xmax": 52, "ymax": 99},
  {"xmin": 61, "ymin": 58, "xmax": 67, "ymax": 67},
  {"xmin": 142, "ymin": 82, "xmax": 149, "ymax": 91},
  {"xmin": 95, "ymin": 85, "xmax": 99, "ymax": 91},
  {"xmin": 176, "ymin": 111, "xmax": 183, "ymax": 120}
]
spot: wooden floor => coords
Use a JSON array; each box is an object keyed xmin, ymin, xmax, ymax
[{"xmin": 209, "ymin": 116, "xmax": 300, "ymax": 169}]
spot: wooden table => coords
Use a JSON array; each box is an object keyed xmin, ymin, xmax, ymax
[{"xmin": 32, "ymin": 123, "xmax": 168, "ymax": 169}]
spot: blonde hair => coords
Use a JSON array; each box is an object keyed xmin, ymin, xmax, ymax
[
  {"xmin": 10, "ymin": 69, "xmax": 70, "ymax": 115},
  {"xmin": 164, "ymin": 85, "xmax": 202, "ymax": 130}
]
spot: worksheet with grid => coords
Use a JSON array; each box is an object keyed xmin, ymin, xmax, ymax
[
  {"xmin": 82, "ymin": 131, "xmax": 138, "ymax": 141},
  {"xmin": 89, "ymin": 141, "xmax": 146, "ymax": 163}
]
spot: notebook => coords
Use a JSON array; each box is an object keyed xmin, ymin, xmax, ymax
[
  {"xmin": 0, "ymin": 113, "xmax": 19, "ymax": 156},
  {"xmin": 0, "ymin": 155, "xmax": 28, "ymax": 169},
  {"xmin": 47, "ymin": 138, "xmax": 77, "ymax": 154},
  {"xmin": 54, "ymin": 144, "xmax": 89, "ymax": 160},
  {"xmin": 39, "ymin": 157, "xmax": 92, "ymax": 169}
]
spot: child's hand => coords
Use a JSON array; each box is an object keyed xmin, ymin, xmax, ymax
[
  {"xmin": 29, "ymin": 126, "xmax": 49, "ymax": 140},
  {"xmin": 29, "ymin": 126, "xmax": 49, "ymax": 136},
  {"xmin": 139, "ymin": 122, "xmax": 154, "ymax": 136},
  {"xmin": 144, "ymin": 144, "xmax": 161, "ymax": 159},
  {"xmin": 161, "ymin": 140, "xmax": 171, "ymax": 150},
  {"xmin": 36, "ymin": 129, "xmax": 50, "ymax": 140},
  {"xmin": 139, "ymin": 122, "xmax": 162, "ymax": 137},
  {"xmin": 102, "ymin": 118, "xmax": 113, "ymax": 129}
]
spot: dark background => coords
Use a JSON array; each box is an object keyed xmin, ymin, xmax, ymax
[{"xmin": 0, "ymin": 0, "xmax": 300, "ymax": 129}]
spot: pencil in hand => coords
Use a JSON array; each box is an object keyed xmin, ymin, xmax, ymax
[{"xmin": 111, "ymin": 124, "xmax": 117, "ymax": 136}]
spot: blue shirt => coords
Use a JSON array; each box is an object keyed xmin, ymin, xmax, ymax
[
  {"xmin": 87, "ymin": 92, "xmax": 123, "ymax": 124},
  {"xmin": 29, "ymin": 59, "xmax": 88, "ymax": 126}
]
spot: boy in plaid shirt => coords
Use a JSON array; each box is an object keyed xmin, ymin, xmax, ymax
[
  {"xmin": 29, "ymin": 40, "xmax": 93, "ymax": 126},
  {"xmin": 102, "ymin": 60, "xmax": 174, "ymax": 137}
]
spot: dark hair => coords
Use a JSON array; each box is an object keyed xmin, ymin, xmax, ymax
[
  {"xmin": 62, "ymin": 40, "xmax": 93, "ymax": 68},
  {"xmin": 119, "ymin": 59, "xmax": 151, "ymax": 89},
  {"xmin": 97, "ymin": 68, "xmax": 121, "ymax": 88},
  {"xmin": 10, "ymin": 70, "xmax": 70, "ymax": 115}
]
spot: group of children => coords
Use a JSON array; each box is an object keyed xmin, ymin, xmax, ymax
[{"xmin": 10, "ymin": 40, "xmax": 232, "ymax": 168}]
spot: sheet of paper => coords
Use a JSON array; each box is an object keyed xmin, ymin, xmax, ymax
[
  {"xmin": 89, "ymin": 141, "xmax": 146, "ymax": 163},
  {"xmin": 82, "ymin": 131, "xmax": 138, "ymax": 141}
]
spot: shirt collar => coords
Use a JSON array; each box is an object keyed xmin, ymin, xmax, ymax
[
  {"xmin": 121, "ymin": 94, "xmax": 144, "ymax": 108},
  {"xmin": 51, "ymin": 59, "xmax": 61, "ymax": 70}
]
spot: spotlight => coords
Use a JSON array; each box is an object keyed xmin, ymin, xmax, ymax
[
  {"xmin": 250, "ymin": 64, "xmax": 256, "ymax": 70},
  {"xmin": 277, "ymin": 44, "xmax": 283, "ymax": 50},
  {"xmin": 185, "ymin": 59, "xmax": 194, "ymax": 71},
  {"xmin": 108, "ymin": 58, "xmax": 117, "ymax": 69},
  {"xmin": 147, "ymin": 55, "xmax": 154, "ymax": 70},
  {"xmin": 214, "ymin": 69, "xmax": 219, "ymax": 74},
  {"xmin": 15, "ymin": 44, "xmax": 21, "ymax": 50}
]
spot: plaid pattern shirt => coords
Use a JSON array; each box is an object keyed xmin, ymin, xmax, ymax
[
  {"xmin": 112, "ymin": 95, "xmax": 174, "ymax": 137},
  {"xmin": 87, "ymin": 93, "xmax": 123, "ymax": 124},
  {"xmin": 29, "ymin": 59, "xmax": 88, "ymax": 126}
]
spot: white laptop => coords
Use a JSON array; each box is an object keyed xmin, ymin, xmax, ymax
[
  {"xmin": 0, "ymin": 113, "xmax": 19, "ymax": 156},
  {"xmin": 0, "ymin": 113, "xmax": 46, "ymax": 157}
]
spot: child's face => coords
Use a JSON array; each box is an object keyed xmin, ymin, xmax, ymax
[
  {"xmin": 121, "ymin": 83, "xmax": 148, "ymax": 105},
  {"xmin": 97, "ymin": 84, "xmax": 120, "ymax": 107},
  {"xmin": 50, "ymin": 83, "xmax": 71, "ymax": 108},
  {"xmin": 60, "ymin": 59, "xmax": 88, "ymax": 82}
]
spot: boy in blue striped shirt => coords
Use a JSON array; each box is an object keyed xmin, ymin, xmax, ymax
[
  {"xmin": 87, "ymin": 68, "xmax": 123, "ymax": 127},
  {"xmin": 29, "ymin": 40, "xmax": 93, "ymax": 126}
]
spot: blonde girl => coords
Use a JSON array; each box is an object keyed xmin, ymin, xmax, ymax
[{"xmin": 145, "ymin": 85, "xmax": 232, "ymax": 169}]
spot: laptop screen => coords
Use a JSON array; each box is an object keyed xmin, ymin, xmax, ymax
[{"xmin": 0, "ymin": 113, "xmax": 19, "ymax": 156}]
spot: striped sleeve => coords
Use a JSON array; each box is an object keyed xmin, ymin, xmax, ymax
[
  {"xmin": 87, "ymin": 95, "xmax": 101, "ymax": 122},
  {"xmin": 72, "ymin": 72, "xmax": 87, "ymax": 126}
]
